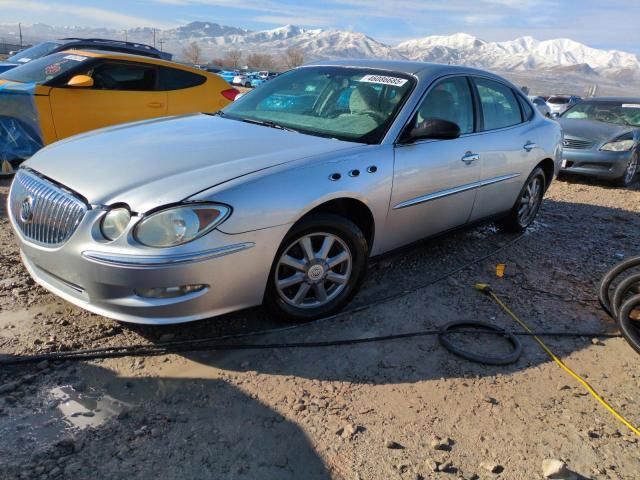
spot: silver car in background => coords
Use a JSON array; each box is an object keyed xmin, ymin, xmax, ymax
[
  {"xmin": 8, "ymin": 60, "xmax": 562, "ymax": 324},
  {"xmin": 547, "ymin": 94, "xmax": 581, "ymax": 117},
  {"xmin": 528, "ymin": 96, "xmax": 551, "ymax": 117},
  {"xmin": 557, "ymin": 97, "xmax": 640, "ymax": 186}
]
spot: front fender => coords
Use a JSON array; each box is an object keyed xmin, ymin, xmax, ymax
[{"xmin": 190, "ymin": 144, "xmax": 394, "ymax": 244}]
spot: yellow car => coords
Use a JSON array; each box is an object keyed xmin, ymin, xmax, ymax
[{"xmin": 0, "ymin": 50, "xmax": 239, "ymax": 172}]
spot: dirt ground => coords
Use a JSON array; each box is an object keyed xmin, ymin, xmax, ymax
[{"xmin": 1, "ymin": 174, "xmax": 639, "ymax": 480}]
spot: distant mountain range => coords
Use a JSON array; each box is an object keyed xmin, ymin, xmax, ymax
[{"xmin": 2, "ymin": 21, "xmax": 639, "ymax": 95}]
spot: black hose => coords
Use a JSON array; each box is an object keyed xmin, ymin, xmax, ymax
[
  {"xmin": 598, "ymin": 256, "xmax": 640, "ymax": 354},
  {"xmin": 438, "ymin": 321, "xmax": 523, "ymax": 365}
]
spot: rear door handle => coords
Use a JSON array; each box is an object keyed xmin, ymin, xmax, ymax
[
  {"xmin": 147, "ymin": 102, "xmax": 164, "ymax": 108},
  {"xmin": 523, "ymin": 141, "xmax": 538, "ymax": 152},
  {"xmin": 461, "ymin": 152, "xmax": 479, "ymax": 165}
]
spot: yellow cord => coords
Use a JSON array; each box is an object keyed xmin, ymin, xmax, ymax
[{"xmin": 475, "ymin": 283, "xmax": 640, "ymax": 438}]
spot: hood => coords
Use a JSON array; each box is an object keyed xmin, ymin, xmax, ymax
[
  {"xmin": 25, "ymin": 114, "xmax": 358, "ymax": 212},
  {"xmin": 557, "ymin": 118, "xmax": 634, "ymax": 145}
]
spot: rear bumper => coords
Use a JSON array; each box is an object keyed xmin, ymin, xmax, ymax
[{"xmin": 561, "ymin": 148, "xmax": 631, "ymax": 180}]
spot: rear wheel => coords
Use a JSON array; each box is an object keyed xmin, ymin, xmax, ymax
[
  {"xmin": 264, "ymin": 214, "xmax": 368, "ymax": 322},
  {"xmin": 615, "ymin": 151, "xmax": 638, "ymax": 187},
  {"xmin": 497, "ymin": 167, "xmax": 546, "ymax": 232}
]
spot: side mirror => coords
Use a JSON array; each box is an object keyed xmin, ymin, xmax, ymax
[
  {"xmin": 67, "ymin": 75, "xmax": 94, "ymax": 88},
  {"xmin": 402, "ymin": 118, "xmax": 461, "ymax": 143}
]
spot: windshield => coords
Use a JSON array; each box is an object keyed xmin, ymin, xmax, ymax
[
  {"xmin": 222, "ymin": 66, "xmax": 415, "ymax": 143},
  {"xmin": 548, "ymin": 96, "xmax": 570, "ymax": 104},
  {"xmin": 6, "ymin": 42, "xmax": 61, "ymax": 63},
  {"xmin": 0, "ymin": 52, "xmax": 91, "ymax": 84},
  {"xmin": 562, "ymin": 101, "xmax": 640, "ymax": 127}
]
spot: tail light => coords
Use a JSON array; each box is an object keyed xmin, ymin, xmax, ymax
[{"xmin": 221, "ymin": 88, "xmax": 240, "ymax": 101}]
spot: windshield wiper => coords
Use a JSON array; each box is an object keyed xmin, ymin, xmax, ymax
[{"xmin": 236, "ymin": 117, "xmax": 299, "ymax": 133}]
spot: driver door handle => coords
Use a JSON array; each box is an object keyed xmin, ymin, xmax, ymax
[
  {"xmin": 147, "ymin": 102, "xmax": 164, "ymax": 108},
  {"xmin": 461, "ymin": 152, "xmax": 479, "ymax": 165},
  {"xmin": 523, "ymin": 141, "xmax": 538, "ymax": 152}
]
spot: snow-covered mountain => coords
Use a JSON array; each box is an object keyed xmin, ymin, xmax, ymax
[
  {"xmin": 396, "ymin": 33, "xmax": 640, "ymax": 72},
  {"xmin": 2, "ymin": 22, "xmax": 638, "ymax": 75}
]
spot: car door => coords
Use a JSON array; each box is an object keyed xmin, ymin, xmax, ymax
[
  {"xmin": 49, "ymin": 60, "xmax": 167, "ymax": 140},
  {"xmin": 467, "ymin": 77, "xmax": 535, "ymax": 222},
  {"xmin": 384, "ymin": 76, "xmax": 482, "ymax": 252}
]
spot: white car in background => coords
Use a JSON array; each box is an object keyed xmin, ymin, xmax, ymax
[
  {"xmin": 528, "ymin": 96, "xmax": 551, "ymax": 117},
  {"xmin": 547, "ymin": 95, "xmax": 581, "ymax": 117},
  {"xmin": 232, "ymin": 74, "xmax": 251, "ymax": 88}
]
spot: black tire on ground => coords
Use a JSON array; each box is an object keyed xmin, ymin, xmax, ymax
[
  {"xmin": 264, "ymin": 213, "xmax": 369, "ymax": 323},
  {"xmin": 496, "ymin": 166, "xmax": 546, "ymax": 233},
  {"xmin": 614, "ymin": 150, "xmax": 638, "ymax": 187}
]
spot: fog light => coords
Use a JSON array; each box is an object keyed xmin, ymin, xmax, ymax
[{"xmin": 135, "ymin": 284, "xmax": 206, "ymax": 299}]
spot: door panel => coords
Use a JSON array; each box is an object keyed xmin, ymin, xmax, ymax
[
  {"xmin": 384, "ymin": 138, "xmax": 482, "ymax": 251},
  {"xmin": 48, "ymin": 60, "xmax": 167, "ymax": 140}
]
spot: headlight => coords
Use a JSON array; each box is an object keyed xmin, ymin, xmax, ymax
[
  {"xmin": 601, "ymin": 138, "xmax": 634, "ymax": 152},
  {"xmin": 101, "ymin": 207, "xmax": 131, "ymax": 241},
  {"xmin": 134, "ymin": 203, "xmax": 231, "ymax": 248}
]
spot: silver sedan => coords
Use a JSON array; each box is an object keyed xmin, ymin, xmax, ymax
[{"xmin": 8, "ymin": 60, "xmax": 562, "ymax": 324}]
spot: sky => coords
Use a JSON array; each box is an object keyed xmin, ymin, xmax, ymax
[{"xmin": 1, "ymin": 0, "xmax": 639, "ymax": 54}]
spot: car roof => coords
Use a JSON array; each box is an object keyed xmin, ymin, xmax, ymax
[
  {"xmin": 583, "ymin": 96, "xmax": 640, "ymax": 103},
  {"xmin": 304, "ymin": 59, "xmax": 510, "ymax": 82},
  {"xmin": 59, "ymin": 49, "xmax": 205, "ymax": 74}
]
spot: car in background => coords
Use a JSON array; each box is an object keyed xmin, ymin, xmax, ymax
[
  {"xmin": 0, "ymin": 38, "xmax": 171, "ymax": 74},
  {"xmin": 547, "ymin": 95, "xmax": 581, "ymax": 117},
  {"xmin": 557, "ymin": 97, "xmax": 639, "ymax": 186},
  {"xmin": 217, "ymin": 70, "xmax": 237, "ymax": 84},
  {"xmin": 232, "ymin": 73, "xmax": 252, "ymax": 88},
  {"xmin": 7, "ymin": 60, "xmax": 561, "ymax": 324},
  {"xmin": 248, "ymin": 73, "xmax": 266, "ymax": 88},
  {"xmin": 0, "ymin": 50, "xmax": 238, "ymax": 173},
  {"xmin": 528, "ymin": 96, "xmax": 551, "ymax": 117}
]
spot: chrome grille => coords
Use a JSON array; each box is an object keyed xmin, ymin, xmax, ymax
[
  {"xmin": 563, "ymin": 137, "xmax": 593, "ymax": 150},
  {"xmin": 9, "ymin": 169, "xmax": 88, "ymax": 246}
]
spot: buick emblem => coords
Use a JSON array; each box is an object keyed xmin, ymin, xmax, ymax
[{"xmin": 20, "ymin": 196, "xmax": 35, "ymax": 224}]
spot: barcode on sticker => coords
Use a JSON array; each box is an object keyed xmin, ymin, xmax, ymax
[
  {"xmin": 359, "ymin": 75, "xmax": 408, "ymax": 87},
  {"xmin": 64, "ymin": 55, "xmax": 88, "ymax": 62}
]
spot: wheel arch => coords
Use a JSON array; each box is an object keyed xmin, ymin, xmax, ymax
[
  {"xmin": 292, "ymin": 197, "xmax": 375, "ymax": 250},
  {"xmin": 536, "ymin": 158, "xmax": 555, "ymax": 191}
]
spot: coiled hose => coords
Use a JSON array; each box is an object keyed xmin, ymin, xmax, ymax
[{"xmin": 598, "ymin": 255, "xmax": 640, "ymax": 354}]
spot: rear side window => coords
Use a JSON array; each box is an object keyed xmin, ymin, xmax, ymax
[
  {"xmin": 90, "ymin": 61, "xmax": 157, "ymax": 91},
  {"xmin": 158, "ymin": 67, "xmax": 206, "ymax": 90},
  {"xmin": 474, "ymin": 78, "xmax": 522, "ymax": 130}
]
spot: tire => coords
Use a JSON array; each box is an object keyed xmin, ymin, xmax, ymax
[
  {"xmin": 615, "ymin": 150, "xmax": 638, "ymax": 187},
  {"xmin": 497, "ymin": 167, "xmax": 546, "ymax": 232},
  {"xmin": 264, "ymin": 213, "xmax": 369, "ymax": 323},
  {"xmin": 245, "ymin": 82, "xmax": 251, "ymax": 88}
]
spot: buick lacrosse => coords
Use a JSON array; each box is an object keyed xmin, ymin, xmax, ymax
[{"xmin": 8, "ymin": 60, "xmax": 562, "ymax": 324}]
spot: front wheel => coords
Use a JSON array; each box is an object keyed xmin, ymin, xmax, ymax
[
  {"xmin": 264, "ymin": 214, "xmax": 368, "ymax": 322},
  {"xmin": 497, "ymin": 167, "xmax": 546, "ymax": 232},
  {"xmin": 615, "ymin": 151, "xmax": 638, "ymax": 187}
]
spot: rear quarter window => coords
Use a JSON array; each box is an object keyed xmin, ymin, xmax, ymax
[{"xmin": 158, "ymin": 67, "xmax": 206, "ymax": 90}]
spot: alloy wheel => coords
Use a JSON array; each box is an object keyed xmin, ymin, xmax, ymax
[
  {"xmin": 624, "ymin": 152, "xmax": 638, "ymax": 185},
  {"xmin": 275, "ymin": 232, "xmax": 352, "ymax": 309},
  {"xmin": 517, "ymin": 175, "xmax": 543, "ymax": 226}
]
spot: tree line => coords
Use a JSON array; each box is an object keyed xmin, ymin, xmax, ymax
[{"xmin": 181, "ymin": 41, "xmax": 305, "ymax": 70}]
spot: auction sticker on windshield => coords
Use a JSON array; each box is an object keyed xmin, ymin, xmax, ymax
[
  {"xmin": 359, "ymin": 75, "xmax": 408, "ymax": 87},
  {"xmin": 64, "ymin": 55, "xmax": 89, "ymax": 62},
  {"xmin": 622, "ymin": 104, "xmax": 640, "ymax": 109}
]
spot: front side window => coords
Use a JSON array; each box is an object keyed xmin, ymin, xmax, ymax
[
  {"xmin": 412, "ymin": 76, "xmax": 474, "ymax": 134},
  {"xmin": 222, "ymin": 66, "xmax": 415, "ymax": 144},
  {"xmin": 89, "ymin": 62, "xmax": 157, "ymax": 91},
  {"xmin": 474, "ymin": 78, "xmax": 522, "ymax": 130}
]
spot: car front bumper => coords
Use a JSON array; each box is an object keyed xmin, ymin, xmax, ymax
[
  {"xmin": 11, "ymin": 207, "xmax": 289, "ymax": 324},
  {"xmin": 561, "ymin": 148, "xmax": 631, "ymax": 180}
]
